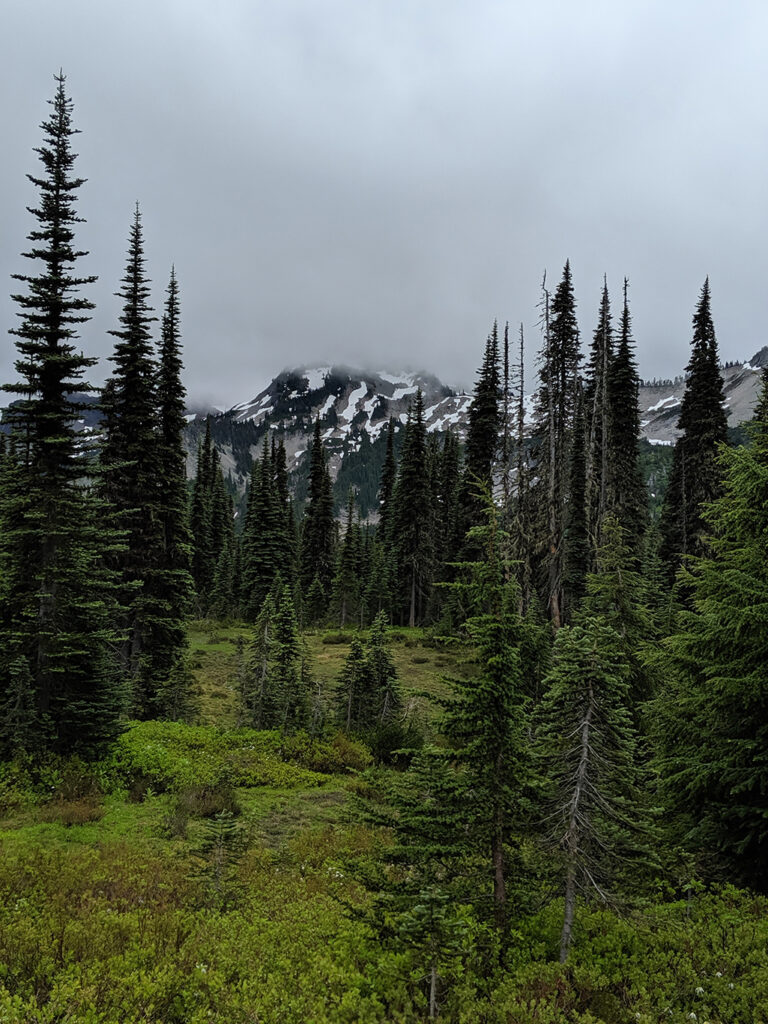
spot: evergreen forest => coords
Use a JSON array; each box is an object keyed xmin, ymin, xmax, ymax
[{"xmin": 2, "ymin": 75, "xmax": 768, "ymax": 1024}]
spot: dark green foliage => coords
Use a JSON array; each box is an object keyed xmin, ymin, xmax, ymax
[
  {"xmin": 241, "ymin": 436, "xmax": 285, "ymax": 619},
  {"xmin": 0, "ymin": 73, "xmax": 122, "ymax": 753},
  {"xmin": 531, "ymin": 262, "xmax": 582, "ymax": 626},
  {"xmin": 442, "ymin": 499, "xmax": 531, "ymax": 929},
  {"xmin": 392, "ymin": 390, "xmax": 434, "ymax": 627},
  {"xmin": 660, "ymin": 279, "xmax": 728, "ymax": 570},
  {"xmin": 300, "ymin": 420, "xmax": 336, "ymax": 601},
  {"xmin": 331, "ymin": 490, "xmax": 362, "ymax": 627},
  {"xmin": 579, "ymin": 513, "xmax": 655, "ymax": 706},
  {"xmin": 152, "ymin": 268, "xmax": 195, "ymax": 713},
  {"xmin": 459, "ymin": 322, "xmax": 502, "ymax": 537},
  {"xmin": 352, "ymin": 748, "xmax": 475, "ymax": 1017},
  {"xmin": 365, "ymin": 611, "xmax": 401, "ymax": 726},
  {"xmin": 607, "ymin": 280, "xmax": 647, "ymax": 550},
  {"xmin": 336, "ymin": 635, "xmax": 369, "ymax": 731},
  {"xmin": 378, "ymin": 417, "xmax": 397, "ymax": 544},
  {"xmin": 536, "ymin": 617, "xmax": 657, "ymax": 960},
  {"xmin": 653, "ymin": 374, "xmax": 768, "ymax": 887},
  {"xmin": 100, "ymin": 206, "xmax": 168, "ymax": 715},
  {"xmin": 272, "ymin": 585, "xmax": 309, "ymax": 733},
  {"xmin": 561, "ymin": 383, "xmax": 589, "ymax": 618},
  {"xmin": 240, "ymin": 593, "xmax": 275, "ymax": 728},
  {"xmin": 584, "ymin": 280, "xmax": 613, "ymax": 545}
]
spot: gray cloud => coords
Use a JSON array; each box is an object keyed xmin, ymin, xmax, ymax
[{"xmin": 2, "ymin": 0, "xmax": 767, "ymax": 406}]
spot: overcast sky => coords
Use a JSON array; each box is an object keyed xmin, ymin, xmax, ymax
[{"xmin": 2, "ymin": 1, "xmax": 767, "ymax": 407}]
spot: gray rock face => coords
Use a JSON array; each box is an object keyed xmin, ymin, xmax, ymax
[{"xmin": 638, "ymin": 346, "xmax": 767, "ymax": 446}]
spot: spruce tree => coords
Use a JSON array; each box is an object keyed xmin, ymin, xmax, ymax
[
  {"xmin": 659, "ymin": 279, "xmax": 727, "ymax": 571},
  {"xmin": 0, "ymin": 73, "xmax": 121, "ymax": 752}
]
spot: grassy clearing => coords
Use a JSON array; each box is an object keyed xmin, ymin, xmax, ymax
[{"xmin": 187, "ymin": 619, "xmax": 469, "ymax": 727}]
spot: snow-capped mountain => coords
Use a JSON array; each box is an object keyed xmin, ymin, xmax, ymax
[
  {"xmin": 190, "ymin": 366, "xmax": 471, "ymax": 488},
  {"xmin": 188, "ymin": 346, "xmax": 768, "ymax": 493}
]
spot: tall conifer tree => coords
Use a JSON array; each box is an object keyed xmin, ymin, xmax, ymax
[
  {"xmin": 300, "ymin": 420, "xmax": 336, "ymax": 599},
  {"xmin": 100, "ymin": 206, "xmax": 167, "ymax": 715},
  {"xmin": 392, "ymin": 390, "xmax": 433, "ymax": 627},
  {"xmin": 606, "ymin": 280, "xmax": 646, "ymax": 552},
  {"xmin": 0, "ymin": 73, "xmax": 121, "ymax": 752},
  {"xmin": 532, "ymin": 262, "xmax": 582, "ymax": 625},
  {"xmin": 659, "ymin": 279, "xmax": 727, "ymax": 571}
]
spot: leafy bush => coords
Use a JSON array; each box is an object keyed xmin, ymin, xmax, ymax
[{"xmin": 111, "ymin": 721, "xmax": 373, "ymax": 797}]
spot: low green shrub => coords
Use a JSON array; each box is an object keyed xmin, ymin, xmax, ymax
[
  {"xmin": 321, "ymin": 631, "xmax": 353, "ymax": 645},
  {"xmin": 38, "ymin": 797, "xmax": 105, "ymax": 827}
]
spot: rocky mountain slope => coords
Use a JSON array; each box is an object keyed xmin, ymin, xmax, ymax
[{"xmin": 187, "ymin": 348, "xmax": 768, "ymax": 502}]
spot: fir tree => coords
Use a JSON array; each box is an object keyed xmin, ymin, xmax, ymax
[
  {"xmin": 561, "ymin": 382, "xmax": 589, "ymax": 618},
  {"xmin": 584, "ymin": 279, "xmax": 613, "ymax": 546},
  {"xmin": 300, "ymin": 420, "xmax": 336, "ymax": 599},
  {"xmin": 272, "ymin": 584, "xmax": 308, "ymax": 733},
  {"xmin": 659, "ymin": 279, "xmax": 727, "ymax": 571},
  {"xmin": 366, "ymin": 611, "xmax": 401, "ymax": 725},
  {"xmin": 336, "ymin": 635, "xmax": 370, "ymax": 732},
  {"xmin": 331, "ymin": 490, "xmax": 361, "ymax": 627},
  {"xmin": 392, "ymin": 390, "xmax": 433, "ymax": 627},
  {"xmin": 241, "ymin": 437, "xmax": 283, "ymax": 619},
  {"xmin": 531, "ymin": 263, "xmax": 582, "ymax": 626},
  {"xmin": 351, "ymin": 748, "xmax": 473, "ymax": 1018},
  {"xmin": 442, "ymin": 498, "xmax": 531, "ymax": 929},
  {"xmin": 378, "ymin": 417, "xmax": 397, "ymax": 545},
  {"xmin": 653, "ymin": 372, "xmax": 768, "ymax": 887},
  {"xmin": 459, "ymin": 323, "xmax": 502, "ymax": 538},
  {"xmin": 242, "ymin": 593, "xmax": 275, "ymax": 728},
  {"xmin": 153, "ymin": 267, "xmax": 194, "ymax": 711},
  {"xmin": 100, "ymin": 206, "xmax": 167, "ymax": 715},
  {"xmin": 190, "ymin": 419, "xmax": 216, "ymax": 599},
  {"xmin": 536, "ymin": 617, "xmax": 656, "ymax": 961},
  {"xmin": 0, "ymin": 73, "xmax": 122, "ymax": 752},
  {"xmin": 607, "ymin": 280, "xmax": 647, "ymax": 551}
]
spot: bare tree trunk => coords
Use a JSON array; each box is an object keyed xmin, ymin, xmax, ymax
[
  {"xmin": 543, "ymin": 285, "xmax": 562, "ymax": 629},
  {"xmin": 409, "ymin": 566, "xmax": 416, "ymax": 629},
  {"xmin": 559, "ymin": 682, "xmax": 594, "ymax": 962},
  {"xmin": 429, "ymin": 960, "xmax": 438, "ymax": 1019}
]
